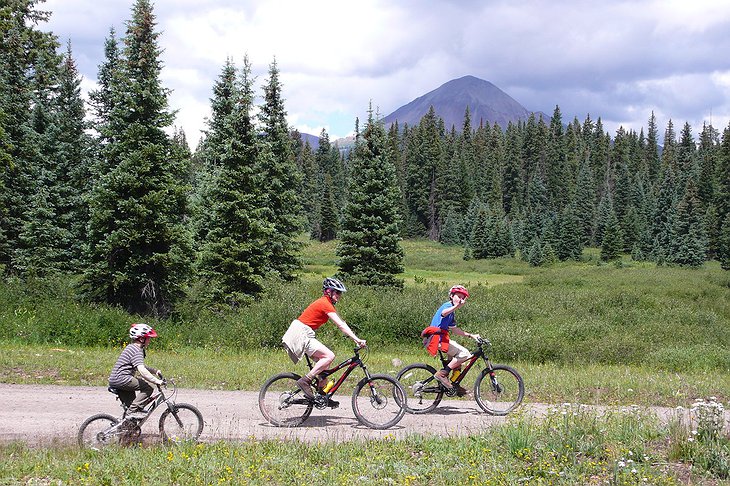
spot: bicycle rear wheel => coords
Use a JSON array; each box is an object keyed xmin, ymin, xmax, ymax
[
  {"xmin": 77, "ymin": 413, "xmax": 122, "ymax": 449},
  {"xmin": 258, "ymin": 372, "xmax": 314, "ymax": 427},
  {"xmin": 396, "ymin": 363, "xmax": 443, "ymax": 414},
  {"xmin": 474, "ymin": 365, "xmax": 524, "ymax": 415},
  {"xmin": 159, "ymin": 403, "xmax": 204, "ymax": 443},
  {"xmin": 352, "ymin": 374, "xmax": 406, "ymax": 430}
]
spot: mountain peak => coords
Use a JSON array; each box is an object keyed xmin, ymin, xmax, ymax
[{"xmin": 382, "ymin": 75, "xmax": 541, "ymax": 130}]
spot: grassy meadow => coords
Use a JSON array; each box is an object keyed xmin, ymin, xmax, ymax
[{"xmin": 2, "ymin": 238, "xmax": 730, "ymax": 483}]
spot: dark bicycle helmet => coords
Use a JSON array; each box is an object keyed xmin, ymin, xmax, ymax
[{"xmin": 323, "ymin": 277, "xmax": 347, "ymax": 293}]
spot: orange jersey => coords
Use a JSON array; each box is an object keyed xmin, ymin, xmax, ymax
[{"xmin": 297, "ymin": 296, "xmax": 336, "ymax": 330}]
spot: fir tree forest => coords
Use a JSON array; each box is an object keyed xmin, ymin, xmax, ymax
[{"xmin": 2, "ymin": 0, "xmax": 729, "ymax": 317}]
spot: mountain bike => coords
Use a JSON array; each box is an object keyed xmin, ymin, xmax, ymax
[
  {"xmin": 396, "ymin": 337, "xmax": 523, "ymax": 415},
  {"xmin": 77, "ymin": 378, "xmax": 204, "ymax": 449},
  {"xmin": 259, "ymin": 345, "xmax": 407, "ymax": 430}
]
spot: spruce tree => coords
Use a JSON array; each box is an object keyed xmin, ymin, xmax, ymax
[
  {"xmin": 52, "ymin": 43, "xmax": 92, "ymax": 270},
  {"xmin": 600, "ymin": 207, "xmax": 624, "ymax": 261},
  {"xmin": 718, "ymin": 213, "xmax": 730, "ymax": 270},
  {"xmin": 197, "ymin": 55, "xmax": 272, "ymax": 305},
  {"xmin": 0, "ymin": 0, "xmax": 57, "ymax": 272},
  {"xmin": 258, "ymin": 58, "xmax": 302, "ymax": 280},
  {"xmin": 82, "ymin": 0, "xmax": 192, "ymax": 315},
  {"xmin": 337, "ymin": 105, "xmax": 404, "ymax": 288},
  {"xmin": 574, "ymin": 158, "xmax": 596, "ymax": 245},
  {"xmin": 190, "ymin": 59, "xmax": 238, "ymax": 249},
  {"xmin": 670, "ymin": 180, "xmax": 708, "ymax": 267},
  {"xmin": 556, "ymin": 203, "xmax": 583, "ymax": 261},
  {"xmin": 318, "ymin": 174, "xmax": 339, "ymax": 242},
  {"xmin": 651, "ymin": 168, "xmax": 678, "ymax": 264}
]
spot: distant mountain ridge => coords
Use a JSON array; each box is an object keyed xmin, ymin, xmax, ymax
[{"xmin": 382, "ymin": 75, "xmax": 547, "ymax": 131}]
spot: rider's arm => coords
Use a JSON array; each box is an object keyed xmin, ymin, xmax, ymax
[
  {"xmin": 137, "ymin": 364, "xmax": 164, "ymax": 385},
  {"xmin": 328, "ymin": 312, "xmax": 366, "ymax": 346},
  {"xmin": 451, "ymin": 326, "xmax": 479, "ymax": 340}
]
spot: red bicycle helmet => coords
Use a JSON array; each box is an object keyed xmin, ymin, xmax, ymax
[{"xmin": 449, "ymin": 285, "xmax": 470, "ymax": 299}]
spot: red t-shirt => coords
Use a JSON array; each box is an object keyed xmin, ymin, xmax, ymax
[{"xmin": 297, "ymin": 296, "xmax": 336, "ymax": 330}]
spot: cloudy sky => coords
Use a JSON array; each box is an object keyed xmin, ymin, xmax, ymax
[{"xmin": 43, "ymin": 0, "xmax": 730, "ymax": 148}]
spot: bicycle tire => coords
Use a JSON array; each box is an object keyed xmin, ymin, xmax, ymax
[
  {"xmin": 474, "ymin": 364, "xmax": 524, "ymax": 415},
  {"xmin": 159, "ymin": 403, "xmax": 204, "ymax": 443},
  {"xmin": 351, "ymin": 374, "xmax": 407, "ymax": 430},
  {"xmin": 258, "ymin": 372, "xmax": 314, "ymax": 427},
  {"xmin": 396, "ymin": 363, "xmax": 443, "ymax": 414},
  {"xmin": 77, "ymin": 413, "xmax": 122, "ymax": 449}
]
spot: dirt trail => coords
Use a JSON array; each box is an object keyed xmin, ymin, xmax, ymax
[{"xmin": 0, "ymin": 383, "xmax": 705, "ymax": 446}]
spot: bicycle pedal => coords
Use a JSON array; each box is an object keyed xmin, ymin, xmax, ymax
[{"xmin": 327, "ymin": 399, "xmax": 340, "ymax": 409}]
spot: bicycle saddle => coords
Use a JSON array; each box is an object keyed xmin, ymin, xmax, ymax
[{"xmin": 107, "ymin": 387, "xmax": 119, "ymax": 395}]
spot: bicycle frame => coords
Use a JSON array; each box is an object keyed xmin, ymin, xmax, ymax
[
  {"xmin": 437, "ymin": 339, "xmax": 493, "ymax": 389},
  {"xmin": 118, "ymin": 381, "xmax": 178, "ymax": 425},
  {"xmin": 304, "ymin": 346, "xmax": 371, "ymax": 400}
]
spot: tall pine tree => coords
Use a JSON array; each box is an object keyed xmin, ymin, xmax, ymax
[
  {"xmin": 82, "ymin": 0, "xmax": 192, "ymax": 315},
  {"xmin": 337, "ymin": 105, "xmax": 404, "ymax": 288}
]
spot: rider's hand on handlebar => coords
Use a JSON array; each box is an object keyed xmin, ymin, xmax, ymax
[{"xmin": 354, "ymin": 337, "xmax": 367, "ymax": 349}]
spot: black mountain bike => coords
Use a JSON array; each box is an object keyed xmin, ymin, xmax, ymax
[
  {"xmin": 259, "ymin": 345, "xmax": 407, "ymax": 430},
  {"xmin": 396, "ymin": 337, "xmax": 524, "ymax": 415},
  {"xmin": 78, "ymin": 379, "xmax": 204, "ymax": 449}
]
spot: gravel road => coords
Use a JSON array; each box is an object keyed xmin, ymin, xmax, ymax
[{"xmin": 0, "ymin": 383, "xmax": 708, "ymax": 446}]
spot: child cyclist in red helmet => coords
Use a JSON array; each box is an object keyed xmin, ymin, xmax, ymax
[
  {"xmin": 421, "ymin": 285, "xmax": 480, "ymax": 394},
  {"xmin": 108, "ymin": 323, "xmax": 165, "ymax": 419},
  {"xmin": 282, "ymin": 277, "xmax": 367, "ymax": 399}
]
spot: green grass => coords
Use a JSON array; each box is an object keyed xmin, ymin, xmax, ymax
[
  {"xmin": 3, "ymin": 342, "xmax": 729, "ymax": 407},
  {"xmin": 2, "ymin": 239, "xmax": 730, "ymax": 483},
  {"xmin": 3, "ymin": 404, "xmax": 726, "ymax": 484}
]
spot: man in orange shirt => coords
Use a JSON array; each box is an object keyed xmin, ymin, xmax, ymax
[{"xmin": 282, "ymin": 277, "xmax": 366, "ymax": 399}]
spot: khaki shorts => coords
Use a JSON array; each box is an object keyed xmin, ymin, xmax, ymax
[{"xmin": 447, "ymin": 340, "xmax": 471, "ymax": 360}]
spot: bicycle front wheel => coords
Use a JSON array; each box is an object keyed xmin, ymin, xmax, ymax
[
  {"xmin": 258, "ymin": 372, "xmax": 313, "ymax": 427},
  {"xmin": 474, "ymin": 365, "xmax": 524, "ymax": 415},
  {"xmin": 396, "ymin": 363, "xmax": 443, "ymax": 414},
  {"xmin": 77, "ymin": 413, "xmax": 122, "ymax": 449},
  {"xmin": 159, "ymin": 403, "xmax": 204, "ymax": 443},
  {"xmin": 352, "ymin": 374, "xmax": 406, "ymax": 430}
]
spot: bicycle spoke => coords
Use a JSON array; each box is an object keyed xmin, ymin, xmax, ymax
[{"xmin": 352, "ymin": 374, "xmax": 406, "ymax": 429}]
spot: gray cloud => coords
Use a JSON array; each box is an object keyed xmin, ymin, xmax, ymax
[{"xmin": 42, "ymin": 0, "xmax": 730, "ymax": 146}]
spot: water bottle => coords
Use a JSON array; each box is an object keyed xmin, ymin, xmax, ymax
[
  {"xmin": 450, "ymin": 367, "xmax": 462, "ymax": 381},
  {"xmin": 323, "ymin": 379, "xmax": 335, "ymax": 393}
]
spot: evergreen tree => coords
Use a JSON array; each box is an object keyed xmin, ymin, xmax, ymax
[
  {"xmin": 197, "ymin": 55, "xmax": 272, "ymax": 305},
  {"xmin": 51, "ymin": 43, "xmax": 92, "ymax": 270},
  {"xmin": 82, "ymin": 0, "xmax": 192, "ymax": 315},
  {"xmin": 258, "ymin": 58, "xmax": 302, "ymax": 280},
  {"xmin": 190, "ymin": 59, "xmax": 237, "ymax": 248},
  {"xmin": 337, "ymin": 105, "xmax": 404, "ymax": 288},
  {"xmin": 439, "ymin": 207, "xmax": 462, "ymax": 246},
  {"xmin": 0, "ymin": 0, "xmax": 58, "ymax": 272},
  {"xmin": 546, "ymin": 105, "xmax": 567, "ymax": 210},
  {"xmin": 717, "ymin": 122, "xmax": 730, "ymax": 227},
  {"xmin": 574, "ymin": 157, "xmax": 596, "ymax": 245},
  {"xmin": 718, "ymin": 213, "xmax": 730, "ymax": 270},
  {"xmin": 600, "ymin": 206, "xmax": 624, "ymax": 261},
  {"xmin": 646, "ymin": 111, "xmax": 661, "ymax": 183},
  {"xmin": 527, "ymin": 238, "xmax": 543, "ymax": 266},
  {"xmin": 87, "ymin": 28, "xmax": 122, "ymax": 153},
  {"xmin": 556, "ymin": 203, "xmax": 583, "ymax": 261},
  {"xmin": 404, "ymin": 106, "xmax": 441, "ymax": 237},
  {"xmin": 661, "ymin": 119, "xmax": 678, "ymax": 171},
  {"xmin": 469, "ymin": 206, "xmax": 491, "ymax": 259},
  {"xmin": 318, "ymin": 173, "xmax": 339, "ymax": 242},
  {"xmin": 651, "ymin": 168, "xmax": 678, "ymax": 264},
  {"xmin": 669, "ymin": 179, "xmax": 708, "ymax": 267},
  {"xmin": 502, "ymin": 122, "xmax": 523, "ymax": 216}
]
